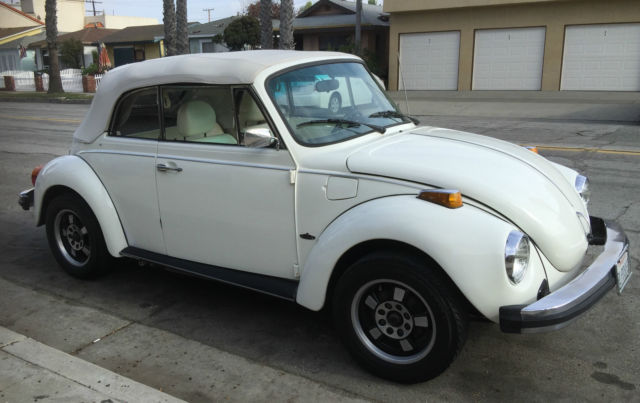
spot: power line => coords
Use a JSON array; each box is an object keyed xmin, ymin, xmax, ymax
[
  {"xmin": 85, "ymin": 0, "xmax": 103, "ymax": 16},
  {"xmin": 203, "ymin": 8, "xmax": 214, "ymax": 22}
]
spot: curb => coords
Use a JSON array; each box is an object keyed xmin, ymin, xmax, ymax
[{"xmin": 0, "ymin": 326, "xmax": 185, "ymax": 403}]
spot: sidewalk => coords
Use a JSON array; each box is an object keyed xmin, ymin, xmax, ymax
[
  {"xmin": 0, "ymin": 326, "xmax": 184, "ymax": 403},
  {"xmin": 388, "ymin": 90, "xmax": 640, "ymax": 123}
]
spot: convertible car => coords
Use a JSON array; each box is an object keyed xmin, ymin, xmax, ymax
[{"xmin": 19, "ymin": 50, "xmax": 630, "ymax": 383}]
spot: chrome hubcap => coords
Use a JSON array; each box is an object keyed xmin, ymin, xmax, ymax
[
  {"xmin": 329, "ymin": 96, "xmax": 339, "ymax": 113},
  {"xmin": 351, "ymin": 279, "xmax": 436, "ymax": 364},
  {"xmin": 54, "ymin": 209, "xmax": 90, "ymax": 267}
]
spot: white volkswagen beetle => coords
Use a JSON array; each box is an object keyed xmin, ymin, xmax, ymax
[{"xmin": 19, "ymin": 50, "xmax": 630, "ymax": 383}]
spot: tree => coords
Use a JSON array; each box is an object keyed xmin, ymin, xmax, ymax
[
  {"xmin": 45, "ymin": 0, "xmax": 63, "ymax": 93},
  {"xmin": 163, "ymin": 0, "xmax": 176, "ymax": 56},
  {"xmin": 223, "ymin": 16, "xmax": 260, "ymax": 51},
  {"xmin": 247, "ymin": 0, "xmax": 279, "ymax": 19},
  {"xmin": 355, "ymin": 0, "xmax": 362, "ymax": 55},
  {"xmin": 368, "ymin": 0, "xmax": 377, "ymax": 4},
  {"xmin": 60, "ymin": 38, "xmax": 83, "ymax": 68},
  {"xmin": 279, "ymin": 0, "xmax": 294, "ymax": 50},
  {"xmin": 175, "ymin": 0, "xmax": 188, "ymax": 54},
  {"xmin": 259, "ymin": 0, "xmax": 273, "ymax": 49},
  {"xmin": 299, "ymin": 1, "xmax": 312, "ymax": 14}
]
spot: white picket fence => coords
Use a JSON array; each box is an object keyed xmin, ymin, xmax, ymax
[{"xmin": 0, "ymin": 69, "xmax": 104, "ymax": 92}]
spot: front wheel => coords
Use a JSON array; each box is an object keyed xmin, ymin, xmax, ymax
[
  {"xmin": 45, "ymin": 194, "xmax": 111, "ymax": 279},
  {"xmin": 333, "ymin": 252, "xmax": 468, "ymax": 383}
]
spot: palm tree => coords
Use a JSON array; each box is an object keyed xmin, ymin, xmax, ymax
[
  {"xmin": 163, "ymin": 0, "xmax": 176, "ymax": 56},
  {"xmin": 260, "ymin": 0, "xmax": 273, "ymax": 49},
  {"xmin": 45, "ymin": 0, "xmax": 63, "ymax": 93},
  {"xmin": 176, "ymin": 0, "xmax": 188, "ymax": 54},
  {"xmin": 279, "ymin": 0, "xmax": 294, "ymax": 50}
]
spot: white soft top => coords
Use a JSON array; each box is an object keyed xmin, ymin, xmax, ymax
[{"xmin": 73, "ymin": 50, "xmax": 359, "ymax": 143}]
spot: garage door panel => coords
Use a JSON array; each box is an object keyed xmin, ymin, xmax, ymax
[
  {"xmin": 472, "ymin": 27, "xmax": 546, "ymax": 90},
  {"xmin": 399, "ymin": 31, "xmax": 460, "ymax": 90},
  {"xmin": 561, "ymin": 23, "xmax": 640, "ymax": 91}
]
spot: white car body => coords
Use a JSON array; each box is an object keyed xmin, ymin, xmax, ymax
[{"xmin": 22, "ymin": 50, "xmax": 629, "ymax": 382}]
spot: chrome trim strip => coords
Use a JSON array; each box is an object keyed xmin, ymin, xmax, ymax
[
  {"xmin": 521, "ymin": 220, "xmax": 628, "ymax": 319},
  {"xmin": 77, "ymin": 150, "xmax": 156, "ymax": 158},
  {"xmin": 156, "ymin": 154, "xmax": 292, "ymax": 171}
]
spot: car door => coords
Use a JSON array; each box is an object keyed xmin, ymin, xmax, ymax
[
  {"xmin": 80, "ymin": 87, "xmax": 165, "ymax": 254},
  {"xmin": 155, "ymin": 85, "xmax": 298, "ymax": 279}
]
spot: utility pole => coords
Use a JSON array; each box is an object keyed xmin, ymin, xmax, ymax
[
  {"xmin": 85, "ymin": 0, "xmax": 103, "ymax": 16},
  {"xmin": 203, "ymin": 8, "xmax": 214, "ymax": 22}
]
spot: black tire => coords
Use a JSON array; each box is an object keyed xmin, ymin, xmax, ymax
[
  {"xmin": 333, "ymin": 251, "xmax": 468, "ymax": 383},
  {"xmin": 45, "ymin": 193, "xmax": 111, "ymax": 279},
  {"xmin": 328, "ymin": 93, "xmax": 341, "ymax": 114}
]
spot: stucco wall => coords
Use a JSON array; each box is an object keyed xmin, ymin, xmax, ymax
[
  {"xmin": 0, "ymin": 7, "xmax": 41, "ymax": 28},
  {"xmin": 387, "ymin": 0, "xmax": 640, "ymax": 90}
]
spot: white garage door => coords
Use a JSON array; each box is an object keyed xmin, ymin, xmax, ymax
[
  {"xmin": 561, "ymin": 23, "xmax": 640, "ymax": 91},
  {"xmin": 473, "ymin": 27, "xmax": 546, "ymax": 90},
  {"xmin": 399, "ymin": 31, "xmax": 460, "ymax": 90}
]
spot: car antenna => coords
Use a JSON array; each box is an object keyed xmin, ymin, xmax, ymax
[{"xmin": 397, "ymin": 54, "xmax": 411, "ymax": 116}]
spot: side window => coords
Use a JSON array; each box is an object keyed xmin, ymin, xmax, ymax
[
  {"xmin": 111, "ymin": 88, "xmax": 160, "ymax": 139},
  {"xmin": 350, "ymin": 77, "xmax": 373, "ymax": 106},
  {"xmin": 235, "ymin": 89, "xmax": 278, "ymax": 148},
  {"xmin": 161, "ymin": 86, "xmax": 238, "ymax": 145}
]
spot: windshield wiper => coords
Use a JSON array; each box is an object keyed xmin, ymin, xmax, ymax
[
  {"xmin": 369, "ymin": 110, "xmax": 420, "ymax": 125},
  {"xmin": 296, "ymin": 119, "xmax": 386, "ymax": 134}
]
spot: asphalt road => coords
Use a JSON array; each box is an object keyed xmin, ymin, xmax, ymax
[{"xmin": 0, "ymin": 101, "xmax": 638, "ymax": 402}]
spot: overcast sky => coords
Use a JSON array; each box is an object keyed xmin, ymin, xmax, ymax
[{"xmin": 91, "ymin": 0, "xmax": 325, "ymax": 24}]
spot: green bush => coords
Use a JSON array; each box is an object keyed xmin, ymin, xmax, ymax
[{"xmin": 81, "ymin": 63, "xmax": 100, "ymax": 76}]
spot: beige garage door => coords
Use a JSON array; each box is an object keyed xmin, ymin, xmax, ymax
[
  {"xmin": 473, "ymin": 27, "xmax": 546, "ymax": 90},
  {"xmin": 561, "ymin": 23, "xmax": 640, "ymax": 91},
  {"xmin": 398, "ymin": 31, "xmax": 460, "ymax": 90}
]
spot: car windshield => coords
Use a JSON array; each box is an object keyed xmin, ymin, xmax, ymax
[{"xmin": 266, "ymin": 62, "xmax": 412, "ymax": 146}]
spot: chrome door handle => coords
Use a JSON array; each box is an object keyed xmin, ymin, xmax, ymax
[{"xmin": 156, "ymin": 163, "xmax": 183, "ymax": 172}]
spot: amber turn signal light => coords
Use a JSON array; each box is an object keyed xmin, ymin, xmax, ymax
[
  {"xmin": 417, "ymin": 189, "xmax": 463, "ymax": 209},
  {"xmin": 31, "ymin": 165, "xmax": 43, "ymax": 186},
  {"xmin": 524, "ymin": 146, "xmax": 539, "ymax": 154}
]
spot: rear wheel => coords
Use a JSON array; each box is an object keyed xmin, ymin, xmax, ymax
[
  {"xmin": 45, "ymin": 194, "xmax": 111, "ymax": 279},
  {"xmin": 333, "ymin": 252, "xmax": 468, "ymax": 383}
]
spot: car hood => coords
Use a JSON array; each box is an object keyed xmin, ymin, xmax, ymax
[{"xmin": 346, "ymin": 126, "xmax": 589, "ymax": 272}]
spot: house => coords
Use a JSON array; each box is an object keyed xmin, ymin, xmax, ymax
[
  {"xmin": 0, "ymin": 2, "xmax": 44, "ymax": 71},
  {"xmin": 101, "ymin": 24, "xmax": 165, "ymax": 67},
  {"xmin": 384, "ymin": 0, "xmax": 640, "ymax": 91},
  {"xmin": 29, "ymin": 27, "xmax": 119, "ymax": 70},
  {"xmin": 273, "ymin": 0, "xmax": 389, "ymax": 78},
  {"xmin": 188, "ymin": 16, "xmax": 237, "ymax": 53}
]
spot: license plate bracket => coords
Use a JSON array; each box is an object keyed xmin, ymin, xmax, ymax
[{"xmin": 615, "ymin": 251, "xmax": 631, "ymax": 295}]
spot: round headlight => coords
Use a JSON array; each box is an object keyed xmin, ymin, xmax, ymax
[
  {"xmin": 505, "ymin": 231, "xmax": 530, "ymax": 284},
  {"xmin": 575, "ymin": 175, "xmax": 590, "ymax": 205}
]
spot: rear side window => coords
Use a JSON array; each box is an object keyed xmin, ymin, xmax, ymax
[{"xmin": 110, "ymin": 88, "xmax": 160, "ymax": 139}]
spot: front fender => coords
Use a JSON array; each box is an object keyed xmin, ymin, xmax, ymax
[
  {"xmin": 34, "ymin": 155, "xmax": 127, "ymax": 257},
  {"xmin": 296, "ymin": 195, "xmax": 547, "ymax": 321}
]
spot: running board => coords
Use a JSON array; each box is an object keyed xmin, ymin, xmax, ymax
[{"xmin": 120, "ymin": 247, "xmax": 298, "ymax": 301}]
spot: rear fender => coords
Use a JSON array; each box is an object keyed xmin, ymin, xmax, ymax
[
  {"xmin": 296, "ymin": 195, "xmax": 547, "ymax": 321},
  {"xmin": 34, "ymin": 155, "xmax": 127, "ymax": 257}
]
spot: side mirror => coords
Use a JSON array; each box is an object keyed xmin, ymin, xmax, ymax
[
  {"xmin": 315, "ymin": 79, "xmax": 339, "ymax": 93},
  {"xmin": 245, "ymin": 127, "xmax": 278, "ymax": 148}
]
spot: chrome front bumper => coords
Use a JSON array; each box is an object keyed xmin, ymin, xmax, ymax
[
  {"xmin": 500, "ymin": 217, "xmax": 629, "ymax": 333},
  {"xmin": 19, "ymin": 188, "xmax": 34, "ymax": 210}
]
